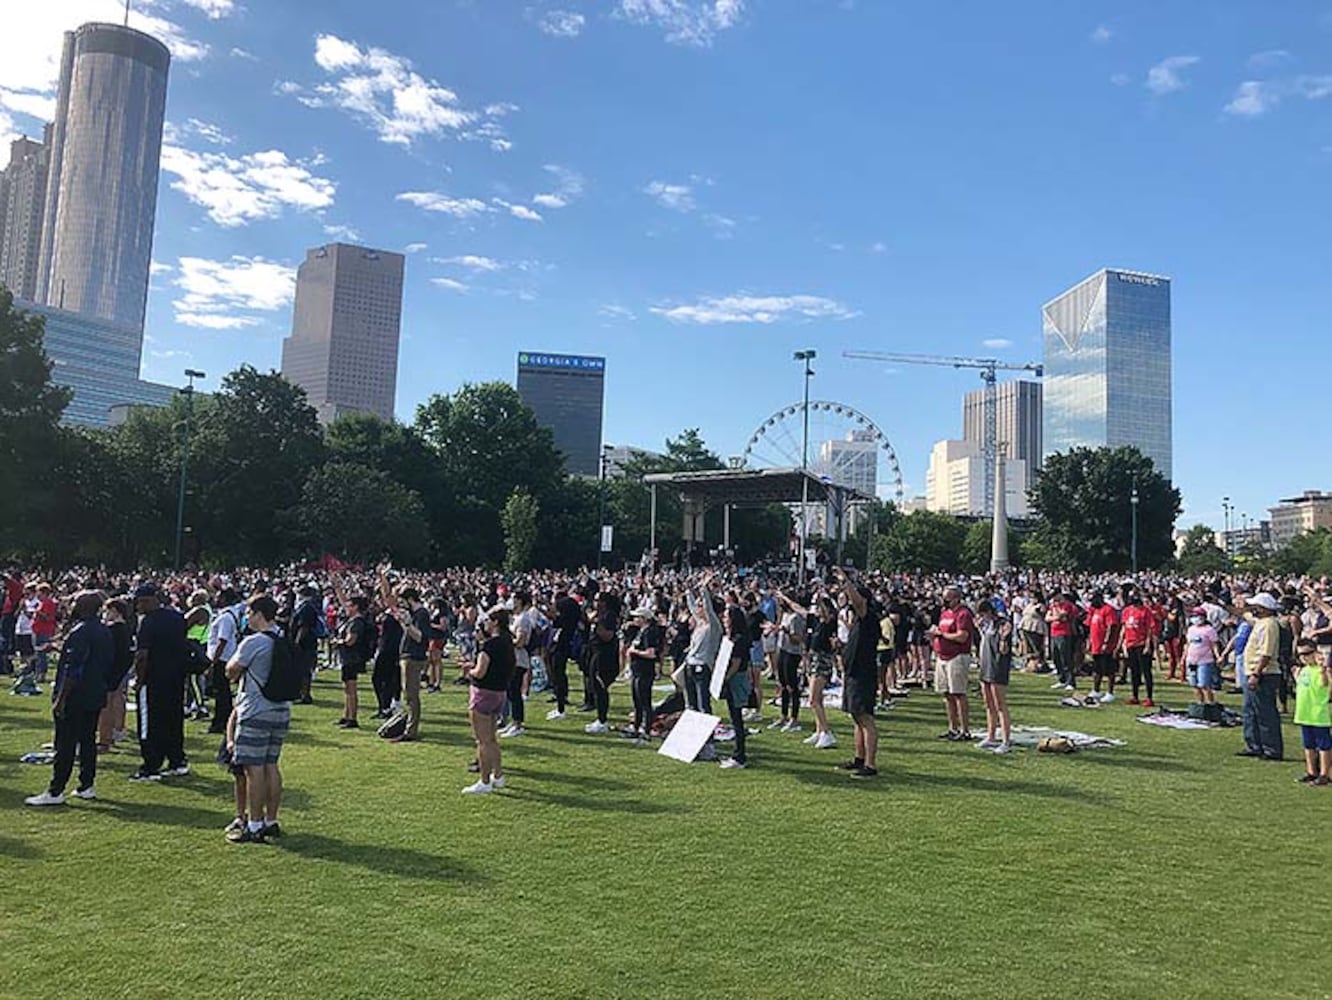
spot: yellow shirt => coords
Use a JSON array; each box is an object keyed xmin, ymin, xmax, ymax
[{"xmin": 1245, "ymin": 616, "xmax": 1279, "ymax": 675}]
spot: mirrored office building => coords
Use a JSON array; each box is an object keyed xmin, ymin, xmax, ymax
[{"xmin": 1042, "ymin": 268, "xmax": 1172, "ymax": 479}]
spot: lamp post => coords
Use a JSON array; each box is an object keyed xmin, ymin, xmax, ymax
[
  {"xmin": 1130, "ymin": 480, "xmax": 1140, "ymax": 575},
  {"xmin": 793, "ymin": 350, "xmax": 816, "ymax": 586},
  {"xmin": 597, "ymin": 443, "xmax": 613, "ymax": 571},
  {"xmin": 173, "ymin": 369, "xmax": 206, "ymax": 570},
  {"xmin": 1222, "ymin": 496, "xmax": 1232, "ymax": 556}
]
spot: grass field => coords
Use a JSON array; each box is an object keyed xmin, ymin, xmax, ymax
[{"xmin": 1, "ymin": 668, "xmax": 1327, "ymax": 1000}]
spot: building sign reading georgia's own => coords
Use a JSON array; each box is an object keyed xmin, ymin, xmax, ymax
[
  {"xmin": 1114, "ymin": 272, "xmax": 1163, "ymax": 287},
  {"xmin": 517, "ymin": 352, "xmax": 607, "ymax": 371}
]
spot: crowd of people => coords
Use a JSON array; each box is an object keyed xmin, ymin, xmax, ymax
[{"xmin": 5, "ymin": 560, "xmax": 1332, "ymax": 840}]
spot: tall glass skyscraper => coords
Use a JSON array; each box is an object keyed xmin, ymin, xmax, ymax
[
  {"xmin": 516, "ymin": 352, "xmax": 606, "ymax": 476},
  {"xmin": 36, "ymin": 23, "xmax": 170, "ymax": 331},
  {"xmin": 1042, "ymin": 268, "xmax": 1172, "ymax": 479}
]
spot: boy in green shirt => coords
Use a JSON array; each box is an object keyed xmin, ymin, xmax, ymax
[{"xmin": 1293, "ymin": 637, "xmax": 1332, "ymax": 786}]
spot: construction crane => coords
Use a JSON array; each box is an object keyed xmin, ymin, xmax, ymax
[{"xmin": 843, "ymin": 350, "xmax": 1043, "ymax": 517}]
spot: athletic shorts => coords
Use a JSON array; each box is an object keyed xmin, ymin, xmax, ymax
[
  {"xmin": 1300, "ymin": 725, "xmax": 1332, "ymax": 752},
  {"xmin": 933, "ymin": 654, "xmax": 971, "ymax": 696},
  {"xmin": 233, "ymin": 709, "xmax": 290, "ymax": 767},
  {"xmin": 469, "ymin": 686, "xmax": 506, "ymax": 715},
  {"xmin": 842, "ymin": 675, "xmax": 876, "ymax": 717},
  {"xmin": 1092, "ymin": 652, "xmax": 1117, "ymax": 677},
  {"xmin": 340, "ymin": 659, "xmax": 365, "ymax": 683},
  {"xmin": 878, "ymin": 649, "xmax": 895, "ymax": 668},
  {"xmin": 809, "ymin": 651, "xmax": 836, "ymax": 679}
]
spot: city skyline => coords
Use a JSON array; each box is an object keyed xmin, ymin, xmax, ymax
[{"xmin": 1, "ymin": 2, "xmax": 1328, "ymax": 527}]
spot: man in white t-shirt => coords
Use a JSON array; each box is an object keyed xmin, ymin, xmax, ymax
[{"xmin": 500, "ymin": 590, "xmax": 538, "ymax": 739}]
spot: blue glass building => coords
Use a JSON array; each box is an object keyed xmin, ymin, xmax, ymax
[
  {"xmin": 1042, "ymin": 268, "xmax": 1172, "ymax": 479},
  {"xmin": 515, "ymin": 352, "xmax": 606, "ymax": 476}
]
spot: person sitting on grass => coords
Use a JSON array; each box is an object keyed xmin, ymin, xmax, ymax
[
  {"xmin": 463, "ymin": 608, "xmax": 515, "ymax": 795},
  {"xmin": 1184, "ymin": 607, "xmax": 1222, "ymax": 706},
  {"xmin": 975, "ymin": 599, "xmax": 1013, "ymax": 754},
  {"xmin": 223, "ymin": 595, "xmax": 291, "ymax": 844},
  {"xmin": 1292, "ymin": 636, "xmax": 1332, "ymax": 787}
]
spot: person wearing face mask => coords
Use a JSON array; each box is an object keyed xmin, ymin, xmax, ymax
[
  {"xmin": 1118, "ymin": 592, "xmax": 1157, "ymax": 707},
  {"xmin": 1184, "ymin": 607, "xmax": 1222, "ymax": 705},
  {"xmin": 1086, "ymin": 592, "xmax": 1120, "ymax": 704}
]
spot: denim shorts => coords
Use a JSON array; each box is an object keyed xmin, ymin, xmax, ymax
[
  {"xmin": 1187, "ymin": 663, "xmax": 1219, "ymax": 690},
  {"xmin": 1300, "ymin": 725, "xmax": 1332, "ymax": 752}
]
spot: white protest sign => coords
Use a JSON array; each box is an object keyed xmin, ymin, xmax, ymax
[
  {"xmin": 657, "ymin": 709, "xmax": 721, "ymax": 764},
  {"xmin": 709, "ymin": 636, "xmax": 735, "ymax": 702}
]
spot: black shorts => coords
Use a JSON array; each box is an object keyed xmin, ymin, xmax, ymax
[
  {"xmin": 1092, "ymin": 652, "xmax": 1117, "ymax": 677},
  {"xmin": 878, "ymin": 649, "xmax": 896, "ymax": 668},
  {"xmin": 14, "ymin": 634, "xmax": 33, "ymax": 656},
  {"xmin": 843, "ymin": 675, "xmax": 876, "ymax": 718},
  {"xmin": 340, "ymin": 660, "xmax": 365, "ymax": 682}
]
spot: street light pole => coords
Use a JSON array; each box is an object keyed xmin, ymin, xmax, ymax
[
  {"xmin": 173, "ymin": 369, "xmax": 206, "ymax": 570},
  {"xmin": 597, "ymin": 444, "xmax": 611, "ymax": 571},
  {"xmin": 1222, "ymin": 496, "xmax": 1232, "ymax": 555},
  {"xmin": 1130, "ymin": 480, "xmax": 1140, "ymax": 575},
  {"xmin": 793, "ymin": 350, "xmax": 816, "ymax": 586}
]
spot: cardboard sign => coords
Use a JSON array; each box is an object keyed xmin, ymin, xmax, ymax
[
  {"xmin": 658, "ymin": 709, "xmax": 721, "ymax": 764},
  {"xmin": 709, "ymin": 637, "xmax": 735, "ymax": 702}
]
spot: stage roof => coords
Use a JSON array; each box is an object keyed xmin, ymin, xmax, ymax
[{"xmin": 642, "ymin": 468, "xmax": 876, "ymax": 507}]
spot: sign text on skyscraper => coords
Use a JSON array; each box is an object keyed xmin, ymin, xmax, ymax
[
  {"xmin": 1114, "ymin": 272, "xmax": 1163, "ymax": 287},
  {"xmin": 517, "ymin": 353, "xmax": 607, "ymax": 371}
]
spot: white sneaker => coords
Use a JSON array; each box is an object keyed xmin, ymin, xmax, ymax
[
  {"xmin": 461, "ymin": 780, "xmax": 492, "ymax": 795},
  {"xmin": 546, "ymin": 709, "xmax": 567, "ymax": 721},
  {"xmin": 814, "ymin": 731, "xmax": 838, "ymax": 750},
  {"xmin": 584, "ymin": 720, "xmax": 609, "ymax": 734},
  {"xmin": 1100, "ymin": 692, "xmax": 1116, "ymax": 704},
  {"xmin": 164, "ymin": 764, "xmax": 190, "ymax": 777},
  {"xmin": 24, "ymin": 790, "xmax": 64, "ymax": 806},
  {"xmin": 719, "ymin": 757, "xmax": 746, "ymax": 769},
  {"xmin": 768, "ymin": 718, "xmax": 787, "ymax": 730},
  {"xmin": 784, "ymin": 721, "xmax": 802, "ymax": 733},
  {"xmin": 992, "ymin": 742, "xmax": 1013, "ymax": 755},
  {"xmin": 1050, "ymin": 681, "xmax": 1065, "ymax": 689},
  {"xmin": 491, "ymin": 775, "xmax": 507, "ymax": 789},
  {"xmin": 499, "ymin": 725, "xmax": 525, "ymax": 739},
  {"xmin": 73, "ymin": 786, "xmax": 96, "ymax": 800},
  {"xmin": 977, "ymin": 737, "xmax": 1000, "ymax": 750},
  {"xmin": 802, "ymin": 731, "xmax": 820, "ymax": 744},
  {"xmin": 1063, "ymin": 684, "xmax": 1076, "ymax": 692}
]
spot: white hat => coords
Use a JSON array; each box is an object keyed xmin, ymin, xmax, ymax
[{"xmin": 1245, "ymin": 592, "xmax": 1280, "ymax": 612}]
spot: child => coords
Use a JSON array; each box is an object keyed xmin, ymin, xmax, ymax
[
  {"xmin": 1292, "ymin": 637, "xmax": 1331, "ymax": 786},
  {"xmin": 976, "ymin": 600, "xmax": 1014, "ymax": 754},
  {"xmin": 1184, "ymin": 607, "xmax": 1222, "ymax": 705},
  {"xmin": 217, "ymin": 707, "xmax": 249, "ymax": 832}
]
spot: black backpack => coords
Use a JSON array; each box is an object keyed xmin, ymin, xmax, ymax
[{"xmin": 259, "ymin": 630, "xmax": 302, "ymax": 702}]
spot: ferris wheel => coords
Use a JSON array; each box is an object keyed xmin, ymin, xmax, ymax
[{"xmin": 742, "ymin": 400, "xmax": 905, "ymax": 503}]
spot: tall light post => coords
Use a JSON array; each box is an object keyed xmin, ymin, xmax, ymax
[
  {"xmin": 173, "ymin": 368, "xmax": 206, "ymax": 569},
  {"xmin": 1130, "ymin": 479, "xmax": 1140, "ymax": 575},
  {"xmin": 1222, "ymin": 496, "xmax": 1232, "ymax": 556},
  {"xmin": 793, "ymin": 350, "xmax": 816, "ymax": 586},
  {"xmin": 597, "ymin": 443, "xmax": 613, "ymax": 571}
]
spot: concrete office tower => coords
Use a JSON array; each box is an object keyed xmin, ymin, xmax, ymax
[
  {"xmin": 1042, "ymin": 268, "xmax": 1173, "ymax": 479},
  {"xmin": 964, "ymin": 379, "xmax": 1043, "ymax": 470},
  {"xmin": 515, "ymin": 352, "xmax": 606, "ymax": 476},
  {"xmin": 926, "ymin": 438, "xmax": 1029, "ymax": 518},
  {"xmin": 281, "ymin": 243, "xmax": 406, "ymax": 424},
  {"xmin": 36, "ymin": 23, "xmax": 169, "ymax": 330},
  {"xmin": 0, "ymin": 132, "xmax": 51, "ymax": 300}
]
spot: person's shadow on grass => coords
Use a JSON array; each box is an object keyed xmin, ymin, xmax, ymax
[{"xmin": 274, "ymin": 832, "xmax": 490, "ymax": 885}]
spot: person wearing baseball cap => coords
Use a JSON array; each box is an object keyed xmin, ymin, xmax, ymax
[{"xmin": 1237, "ymin": 593, "xmax": 1284, "ymax": 761}]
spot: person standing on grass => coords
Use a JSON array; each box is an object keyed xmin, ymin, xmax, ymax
[
  {"xmin": 500, "ymin": 589, "xmax": 536, "ymax": 739},
  {"xmin": 1046, "ymin": 591, "xmax": 1078, "ymax": 692},
  {"xmin": 931, "ymin": 586, "xmax": 975, "ymax": 742},
  {"xmin": 97, "ymin": 598, "xmax": 134, "ymax": 753},
  {"xmin": 1086, "ymin": 592, "xmax": 1120, "ymax": 704},
  {"xmin": 545, "ymin": 587, "xmax": 582, "ymax": 721},
  {"xmin": 1236, "ymin": 593, "xmax": 1284, "ymax": 762},
  {"xmin": 1292, "ymin": 636, "xmax": 1332, "ymax": 786},
  {"xmin": 380, "ymin": 566, "xmax": 430, "ymax": 744},
  {"xmin": 626, "ymin": 607, "xmax": 662, "ymax": 744},
  {"xmin": 975, "ymin": 599, "xmax": 1013, "ymax": 754},
  {"xmin": 131, "ymin": 583, "xmax": 189, "ymax": 782},
  {"xmin": 1184, "ymin": 607, "xmax": 1222, "ymax": 705},
  {"xmin": 584, "ymin": 590, "xmax": 623, "ymax": 735},
  {"xmin": 372, "ymin": 601, "xmax": 403, "ymax": 720},
  {"xmin": 792, "ymin": 594, "xmax": 838, "ymax": 750},
  {"xmin": 25, "ymin": 591, "xmax": 114, "ymax": 807},
  {"xmin": 290, "ymin": 584, "xmax": 321, "ymax": 706},
  {"xmin": 772, "ymin": 589, "xmax": 806, "ymax": 732},
  {"xmin": 1119, "ymin": 593, "xmax": 1157, "ymax": 707},
  {"xmin": 206, "ymin": 588, "xmax": 244, "ymax": 735},
  {"xmin": 334, "ymin": 595, "xmax": 371, "ymax": 729},
  {"xmin": 224, "ymin": 595, "xmax": 292, "ymax": 843},
  {"xmin": 719, "ymin": 605, "xmax": 752, "ymax": 769},
  {"xmin": 834, "ymin": 569, "xmax": 881, "ymax": 779},
  {"xmin": 463, "ymin": 608, "xmax": 515, "ymax": 795}
]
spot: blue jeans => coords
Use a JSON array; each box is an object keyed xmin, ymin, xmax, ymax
[
  {"xmin": 1241, "ymin": 674, "xmax": 1283, "ymax": 759},
  {"xmin": 684, "ymin": 665, "xmax": 712, "ymax": 715}
]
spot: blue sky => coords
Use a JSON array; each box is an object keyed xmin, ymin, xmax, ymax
[{"xmin": 2, "ymin": 0, "xmax": 1329, "ymax": 530}]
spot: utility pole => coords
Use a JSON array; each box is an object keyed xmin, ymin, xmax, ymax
[
  {"xmin": 1130, "ymin": 479, "xmax": 1140, "ymax": 575},
  {"xmin": 597, "ymin": 444, "xmax": 612, "ymax": 570},
  {"xmin": 173, "ymin": 369, "xmax": 206, "ymax": 569},
  {"xmin": 793, "ymin": 350, "xmax": 816, "ymax": 586}
]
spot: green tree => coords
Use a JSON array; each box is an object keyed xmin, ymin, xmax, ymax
[
  {"xmin": 534, "ymin": 476, "xmax": 601, "ymax": 569},
  {"xmin": 873, "ymin": 510, "xmax": 968, "ymax": 572},
  {"xmin": 501, "ymin": 488, "xmax": 540, "ymax": 572},
  {"xmin": 1027, "ymin": 446, "xmax": 1181, "ymax": 572},
  {"xmin": 959, "ymin": 519, "xmax": 1023, "ymax": 574},
  {"xmin": 1176, "ymin": 524, "xmax": 1232, "ymax": 575},
  {"xmin": 0, "ymin": 290, "xmax": 73, "ymax": 557},
  {"xmin": 842, "ymin": 501, "xmax": 902, "ymax": 569},
  {"xmin": 297, "ymin": 462, "xmax": 430, "ymax": 564},
  {"xmin": 1271, "ymin": 529, "xmax": 1332, "ymax": 577}
]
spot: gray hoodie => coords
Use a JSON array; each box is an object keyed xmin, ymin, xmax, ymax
[{"xmin": 684, "ymin": 590, "xmax": 722, "ymax": 669}]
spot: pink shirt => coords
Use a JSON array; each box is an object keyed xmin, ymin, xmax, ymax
[{"xmin": 1184, "ymin": 623, "xmax": 1218, "ymax": 666}]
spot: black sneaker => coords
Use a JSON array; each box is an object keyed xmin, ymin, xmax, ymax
[
  {"xmin": 262, "ymin": 822, "xmax": 283, "ymax": 839},
  {"xmin": 336, "ymin": 718, "xmax": 351, "ymax": 727},
  {"xmin": 466, "ymin": 760, "xmax": 480, "ymax": 773},
  {"xmin": 1296, "ymin": 772, "xmax": 1319, "ymax": 784},
  {"xmin": 937, "ymin": 730, "xmax": 958, "ymax": 741},
  {"xmin": 836, "ymin": 758, "xmax": 865, "ymax": 771},
  {"xmin": 226, "ymin": 825, "xmax": 266, "ymax": 845},
  {"xmin": 850, "ymin": 765, "xmax": 879, "ymax": 779},
  {"xmin": 342, "ymin": 719, "xmax": 359, "ymax": 729},
  {"xmin": 1235, "ymin": 749, "xmax": 1262, "ymax": 758},
  {"xmin": 128, "ymin": 770, "xmax": 161, "ymax": 783}
]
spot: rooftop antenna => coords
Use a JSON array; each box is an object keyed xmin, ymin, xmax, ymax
[{"xmin": 124, "ymin": 0, "xmax": 131, "ymax": 26}]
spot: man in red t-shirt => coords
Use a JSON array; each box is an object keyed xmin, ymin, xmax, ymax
[
  {"xmin": 930, "ymin": 586, "xmax": 975, "ymax": 741},
  {"xmin": 1118, "ymin": 593, "xmax": 1157, "ymax": 706},
  {"xmin": 1046, "ymin": 592, "xmax": 1081, "ymax": 691},
  {"xmin": 32, "ymin": 582, "xmax": 58, "ymax": 682},
  {"xmin": 1086, "ymin": 593, "xmax": 1120, "ymax": 702}
]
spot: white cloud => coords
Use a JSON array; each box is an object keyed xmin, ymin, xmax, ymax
[
  {"xmin": 0, "ymin": 88, "xmax": 56, "ymax": 122},
  {"xmin": 869, "ymin": 241, "xmax": 887, "ymax": 254},
  {"xmin": 297, "ymin": 33, "xmax": 511, "ymax": 149},
  {"xmin": 599, "ymin": 304, "xmax": 637, "ymax": 321},
  {"xmin": 617, "ymin": 0, "xmax": 744, "ymax": 46},
  {"xmin": 430, "ymin": 277, "xmax": 469, "ymax": 293},
  {"xmin": 149, "ymin": 260, "xmax": 175, "ymax": 276},
  {"xmin": 178, "ymin": 0, "xmax": 236, "ymax": 18},
  {"xmin": 322, "ymin": 222, "xmax": 361, "ymax": 242},
  {"xmin": 532, "ymin": 164, "xmax": 585, "ymax": 209},
  {"xmin": 161, "ymin": 145, "xmax": 336, "ymax": 227},
  {"xmin": 501, "ymin": 201, "xmax": 544, "ymax": 222},
  {"xmin": 1146, "ymin": 55, "xmax": 1200, "ymax": 95},
  {"xmin": 1091, "ymin": 24, "xmax": 1112, "ymax": 44},
  {"xmin": 1247, "ymin": 49, "xmax": 1292, "ymax": 71},
  {"xmin": 172, "ymin": 255, "xmax": 296, "ymax": 329},
  {"xmin": 1224, "ymin": 75, "xmax": 1332, "ymax": 117},
  {"xmin": 651, "ymin": 293, "xmax": 856, "ymax": 325},
  {"xmin": 982, "ymin": 338, "xmax": 1013, "ymax": 350},
  {"xmin": 404, "ymin": 242, "xmax": 428, "ymax": 254},
  {"xmin": 230, "ymin": 47, "xmax": 258, "ymax": 61},
  {"xmin": 539, "ymin": 10, "xmax": 586, "ymax": 37},
  {"xmin": 644, "ymin": 180, "xmax": 696, "ymax": 212},
  {"xmin": 1110, "ymin": 72, "xmax": 1131, "ymax": 87},
  {"xmin": 704, "ymin": 213, "xmax": 736, "ymax": 238},
  {"xmin": 396, "ymin": 191, "xmax": 492, "ymax": 217},
  {"xmin": 181, "ymin": 117, "xmax": 232, "ymax": 145},
  {"xmin": 439, "ymin": 255, "xmax": 503, "ymax": 272}
]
